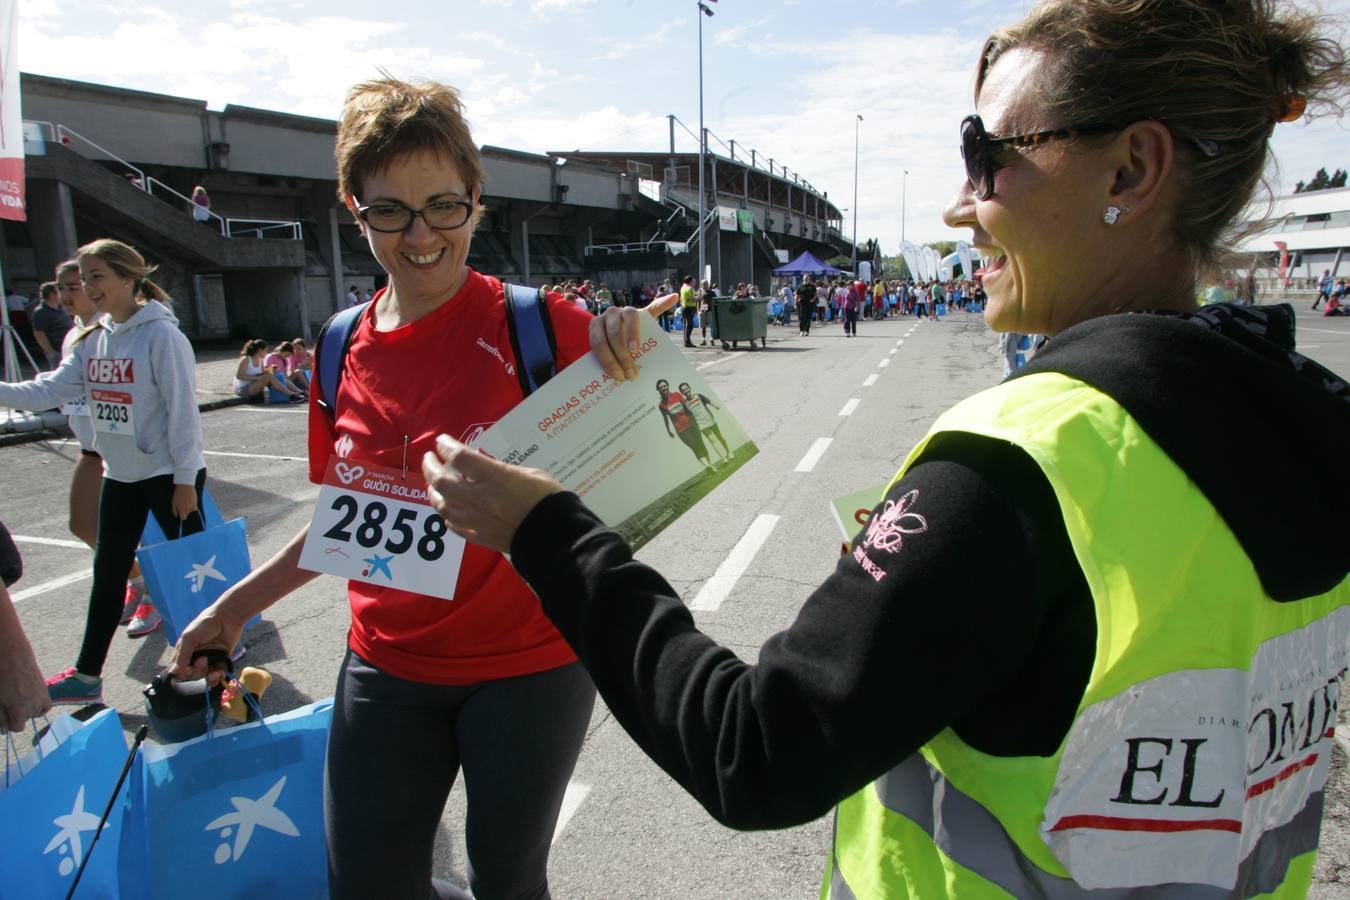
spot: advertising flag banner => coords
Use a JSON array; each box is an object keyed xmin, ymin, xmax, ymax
[
  {"xmin": 473, "ymin": 316, "xmax": 757, "ymax": 551},
  {"xmin": 736, "ymin": 209, "xmax": 754, "ymax": 234},
  {"xmin": 957, "ymin": 241, "xmax": 973, "ymax": 280},
  {"xmin": 0, "ymin": 0, "xmax": 25, "ymax": 221},
  {"xmin": 900, "ymin": 241, "xmax": 921, "ymax": 281}
]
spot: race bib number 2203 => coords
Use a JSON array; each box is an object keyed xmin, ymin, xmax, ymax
[{"xmin": 298, "ymin": 458, "xmax": 465, "ymax": 599}]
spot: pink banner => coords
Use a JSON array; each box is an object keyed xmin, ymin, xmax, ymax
[{"xmin": 0, "ymin": 0, "xmax": 24, "ymax": 222}]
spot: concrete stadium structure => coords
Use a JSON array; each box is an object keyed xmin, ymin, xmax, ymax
[
  {"xmin": 7, "ymin": 74, "xmax": 858, "ymax": 339},
  {"xmin": 1235, "ymin": 185, "xmax": 1350, "ymax": 288}
]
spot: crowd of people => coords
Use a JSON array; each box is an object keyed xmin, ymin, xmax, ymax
[
  {"xmin": 1314, "ymin": 268, "xmax": 1349, "ymax": 316},
  {"xmin": 232, "ymin": 337, "xmax": 311, "ymax": 403},
  {"xmin": 784, "ymin": 275, "xmax": 987, "ymax": 336}
]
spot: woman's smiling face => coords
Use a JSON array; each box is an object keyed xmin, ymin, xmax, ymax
[
  {"xmin": 351, "ymin": 148, "xmax": 479, "ymax": 309},
  {"xmin": 78, "ymin": 255, "xmax": 139, "ymax": 323},
  {"xmin": 944, "ymin": 48, "xmax": 1115, "ymax": 336}
]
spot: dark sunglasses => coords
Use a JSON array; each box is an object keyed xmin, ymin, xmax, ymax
[{"xmin": 960, "ymin": 114, "xmax": 1122, "ymax": 200}]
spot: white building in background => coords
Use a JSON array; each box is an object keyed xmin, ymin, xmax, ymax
[{"xmin": 1236, "ymin": 186, "xmax": 1350, "ymax": 287}]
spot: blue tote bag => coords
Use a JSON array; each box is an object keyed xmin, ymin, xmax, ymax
[
  {"xmin": 0, "ymin": 708, "xmax": 129, "ymax": 900},
  {"xmin": 119, "ymin": 699, "xmax": 334, "ymax": 899},
  {"xmin": 134, "ymin": 517, "xmax": 260, "ymax": 646}
]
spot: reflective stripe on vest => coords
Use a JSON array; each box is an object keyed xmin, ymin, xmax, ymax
[
  {"xmin": 826, "ymin": 372, "xmax": 1349, "ymax": 899},
  {"xmin": 832, "ymin": 753, "xmax": 1324, "ymax": 899}
]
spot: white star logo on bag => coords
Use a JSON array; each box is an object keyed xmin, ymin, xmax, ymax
[
  {"xmin": 44, "ymin": 785, "xmax": 102, "ymax": 877},
  {"xmin": 184, "ymin": 555, "xmax": 228, "ymax": 593},
  {"xmin": 204, "ymin": 776, "xmax": 300, "ymax": 864}
]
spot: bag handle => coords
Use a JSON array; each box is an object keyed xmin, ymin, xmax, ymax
[
  {"xmin": 174, "ymin": 506, "xmax": 207, "ymax": 541},
  {"xmin": 3, "ymin": 713, "xmax": 57, "ymax": 787},
  {"xmin": 203, "ymin": 674, "xmax": 268, "ymax": 741}
]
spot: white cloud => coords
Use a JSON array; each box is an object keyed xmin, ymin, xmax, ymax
[
  {"xmin": 18, "ymin": 6, "xmax": 492, "ymax": 120},
  {"xmin": 712, "ymin": 16, "xmax": 773, "ymax": 48},
  {"xmin": 16, "ymin": 0, "xmax": 1350, "ymax": 253},
  {"xmin": 530, "ymin": 0, "xmax": 595, "ymax": 13}
]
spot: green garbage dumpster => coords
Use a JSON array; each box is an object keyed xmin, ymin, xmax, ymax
[{"xmin": 713, "ymin": 297, "xmax": 769, "ymax": 350}]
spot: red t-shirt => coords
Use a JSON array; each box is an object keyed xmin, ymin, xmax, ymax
[
  {"xmin": 660, "ymin": 393, "xmax": 694, "ymax": 433},
  {"xmin": 307, "ymin": 269, "xmax": 592, "ymax": 684}
]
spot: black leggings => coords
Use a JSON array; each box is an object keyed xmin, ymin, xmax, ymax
[
  {"xmin": 681, "ymin": 306, "xmax": 696, "ymax": 344},
  {"xmin": 325, "ymin": 651, "xmax": 596, "ymax": 900},
  {"xmin": 76, "ymin": 469, "xmax": 207, "ymax": 676}
]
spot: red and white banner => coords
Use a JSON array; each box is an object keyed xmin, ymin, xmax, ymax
[
  {"xmin": 0, "ymin": 0, "xmax": 23, "ymax": 221},
  {"xmin": 1274, "ymin": 241, "xmax": 1290, "ymax": 288}
]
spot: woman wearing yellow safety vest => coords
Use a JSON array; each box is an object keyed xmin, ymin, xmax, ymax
[{"xmin": 421, "ymin": 1, "xmax": 1350, "ymax": 895}]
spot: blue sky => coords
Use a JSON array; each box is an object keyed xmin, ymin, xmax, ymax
[{"xmin": 19, "ymin": 0, "xmax": 1350, "ymax": 250}]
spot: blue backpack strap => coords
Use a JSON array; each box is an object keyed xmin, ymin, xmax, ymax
[
  {"xmin": 314, "ymin": 300, "xmax": 370, "ymax": 418},
  {"xmin": 503, "ymin": 283, "xmax": 558, "ymax": 397}
]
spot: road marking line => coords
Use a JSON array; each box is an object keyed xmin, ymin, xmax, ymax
[
  {"xmin": 203, "ymin": 449, "xmax": 307, "ymax": 461},
  {"xmin": 878, "ymin": 358, "xmax": 890, "ymax": 368},
  {"xmin": 838, "ymin": 398, "xmax": 860, "ymax": 416},
  {"xmin": 689, "ymin": 514, "xmax": 781, "ymax": 612},
  {"xmin": 552, "ymin": 781, "xmax": 591, "ymax": 846},
  {"xmin": 12, "ymin": 535, "xmax": 88, "ymax": 550},
  {"xmin": 888, "ymin": 349, "xmax": 897, "ymax": 356},
  {"xmin": 794, "ymin": 438, "xmax": 833, "ymax": 473},
  {"xmin": 863, "ymin": 374, "xmax": 879, "ymax": 387},
  {"xmin": 230, "ymin": 405, "xmax": 308, "ymax": 414},
  {"xmin": 696, "ymin": 355, "xmax": 737, "ymax": 371},
  {"xmin": 895, "ymin": 340, "xmax": 904, "ymax": 347},
  {"xmin": 1299, "ymin": 327, "xmax": 1350, "ymax": 336},
  {"xmin": 12, "ymin": 569, "xmax": 91, "ymax": 604}
]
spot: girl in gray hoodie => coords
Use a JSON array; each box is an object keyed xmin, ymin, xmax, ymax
[{"xmin": 0, "ymin": 239, "xmax": 206, "ymax": 706}]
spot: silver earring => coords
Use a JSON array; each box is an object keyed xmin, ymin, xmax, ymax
[{"xmin": 1104, "ymin": 205, "xmax": 1131, "ymax": 225}]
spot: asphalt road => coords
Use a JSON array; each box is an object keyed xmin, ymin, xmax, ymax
[{"xmin": 4, "ymin": 302, "xmax": 1348, "ymax": 898}]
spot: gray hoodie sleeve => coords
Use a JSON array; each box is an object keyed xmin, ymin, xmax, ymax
[
  {"xmin": 0, "ymin": 346, "xmax": 88, "ymax": 410},
  {"xmin": 150, "ymin": 323, "xmax": 205, "ymax": 485}
]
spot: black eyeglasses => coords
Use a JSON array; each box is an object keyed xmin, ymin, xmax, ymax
[
  {"xmin": 355, "ymin": 199, "xmax": 475, "ymax": 233},
  {"xmin": 960, "ymin": 114, "xmax": 1121, "ymax": 200}
]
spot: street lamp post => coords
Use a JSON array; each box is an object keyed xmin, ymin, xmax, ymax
[
  {"xmin": 851, "ymin": 114, "xmax": 862, "ymax": 275},
  {"xmin": 696, "ymin": 0, "xmax": 716, "ymax": 288},
  {"xmin": 901, "ymin": 169, "xmax": 909, "ymax": 247}
]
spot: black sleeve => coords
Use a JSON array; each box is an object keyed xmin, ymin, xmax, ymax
[
  {"xmin": 511, "ymin": 435, "xmax": 1093, "ymax": 829},
  {"xmin": 0, "ymin": 521, "xmax": 22, "ymax": 588}
]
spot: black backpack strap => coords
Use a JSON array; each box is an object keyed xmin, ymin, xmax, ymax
[
  {"xmin": 503, "ymin": 283, "xmax": 558, "ymax": 397},
  {"xmin": 314, "ymin": 300, "xmax": 370, "ymax": 419}
]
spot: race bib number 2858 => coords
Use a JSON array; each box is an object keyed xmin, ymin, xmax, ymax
[{"xmin": 298, "ymin": 459, "xmax": 465, "ymax": 600}]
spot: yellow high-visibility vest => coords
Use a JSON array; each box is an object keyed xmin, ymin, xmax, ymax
[{"xmin": 824, "ymin": 372, "xmax": 1349, "ymax": 899}]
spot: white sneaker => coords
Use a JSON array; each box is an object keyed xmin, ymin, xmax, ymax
[{"xmin": 126, "ymin": 602, "xmax": 162, "ymax": 638}]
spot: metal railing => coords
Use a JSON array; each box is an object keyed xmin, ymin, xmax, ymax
[
  {"xmin": 584, "ymin": 240, "xmax": 689, "ymax": 256},
  {"xmin": 25, "ymin": 120, "xmax": 302, "ymax": 241},
  {"xmin": 685, "ymin": 208, "xmax": 719, "ymax": 250}
]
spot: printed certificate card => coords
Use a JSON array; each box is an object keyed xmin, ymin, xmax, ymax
[
  {"xmin": 830, "ymin": 483, "xmax": 888, "ymax": 542},
  {"xmin": 475, "ymin": 316, "xmax": 757, "ymax": 551}
]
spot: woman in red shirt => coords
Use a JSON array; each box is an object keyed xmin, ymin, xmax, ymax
[{"xmin": 173, "ymin": 76, "xmax": 596, "ymax": 900}]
